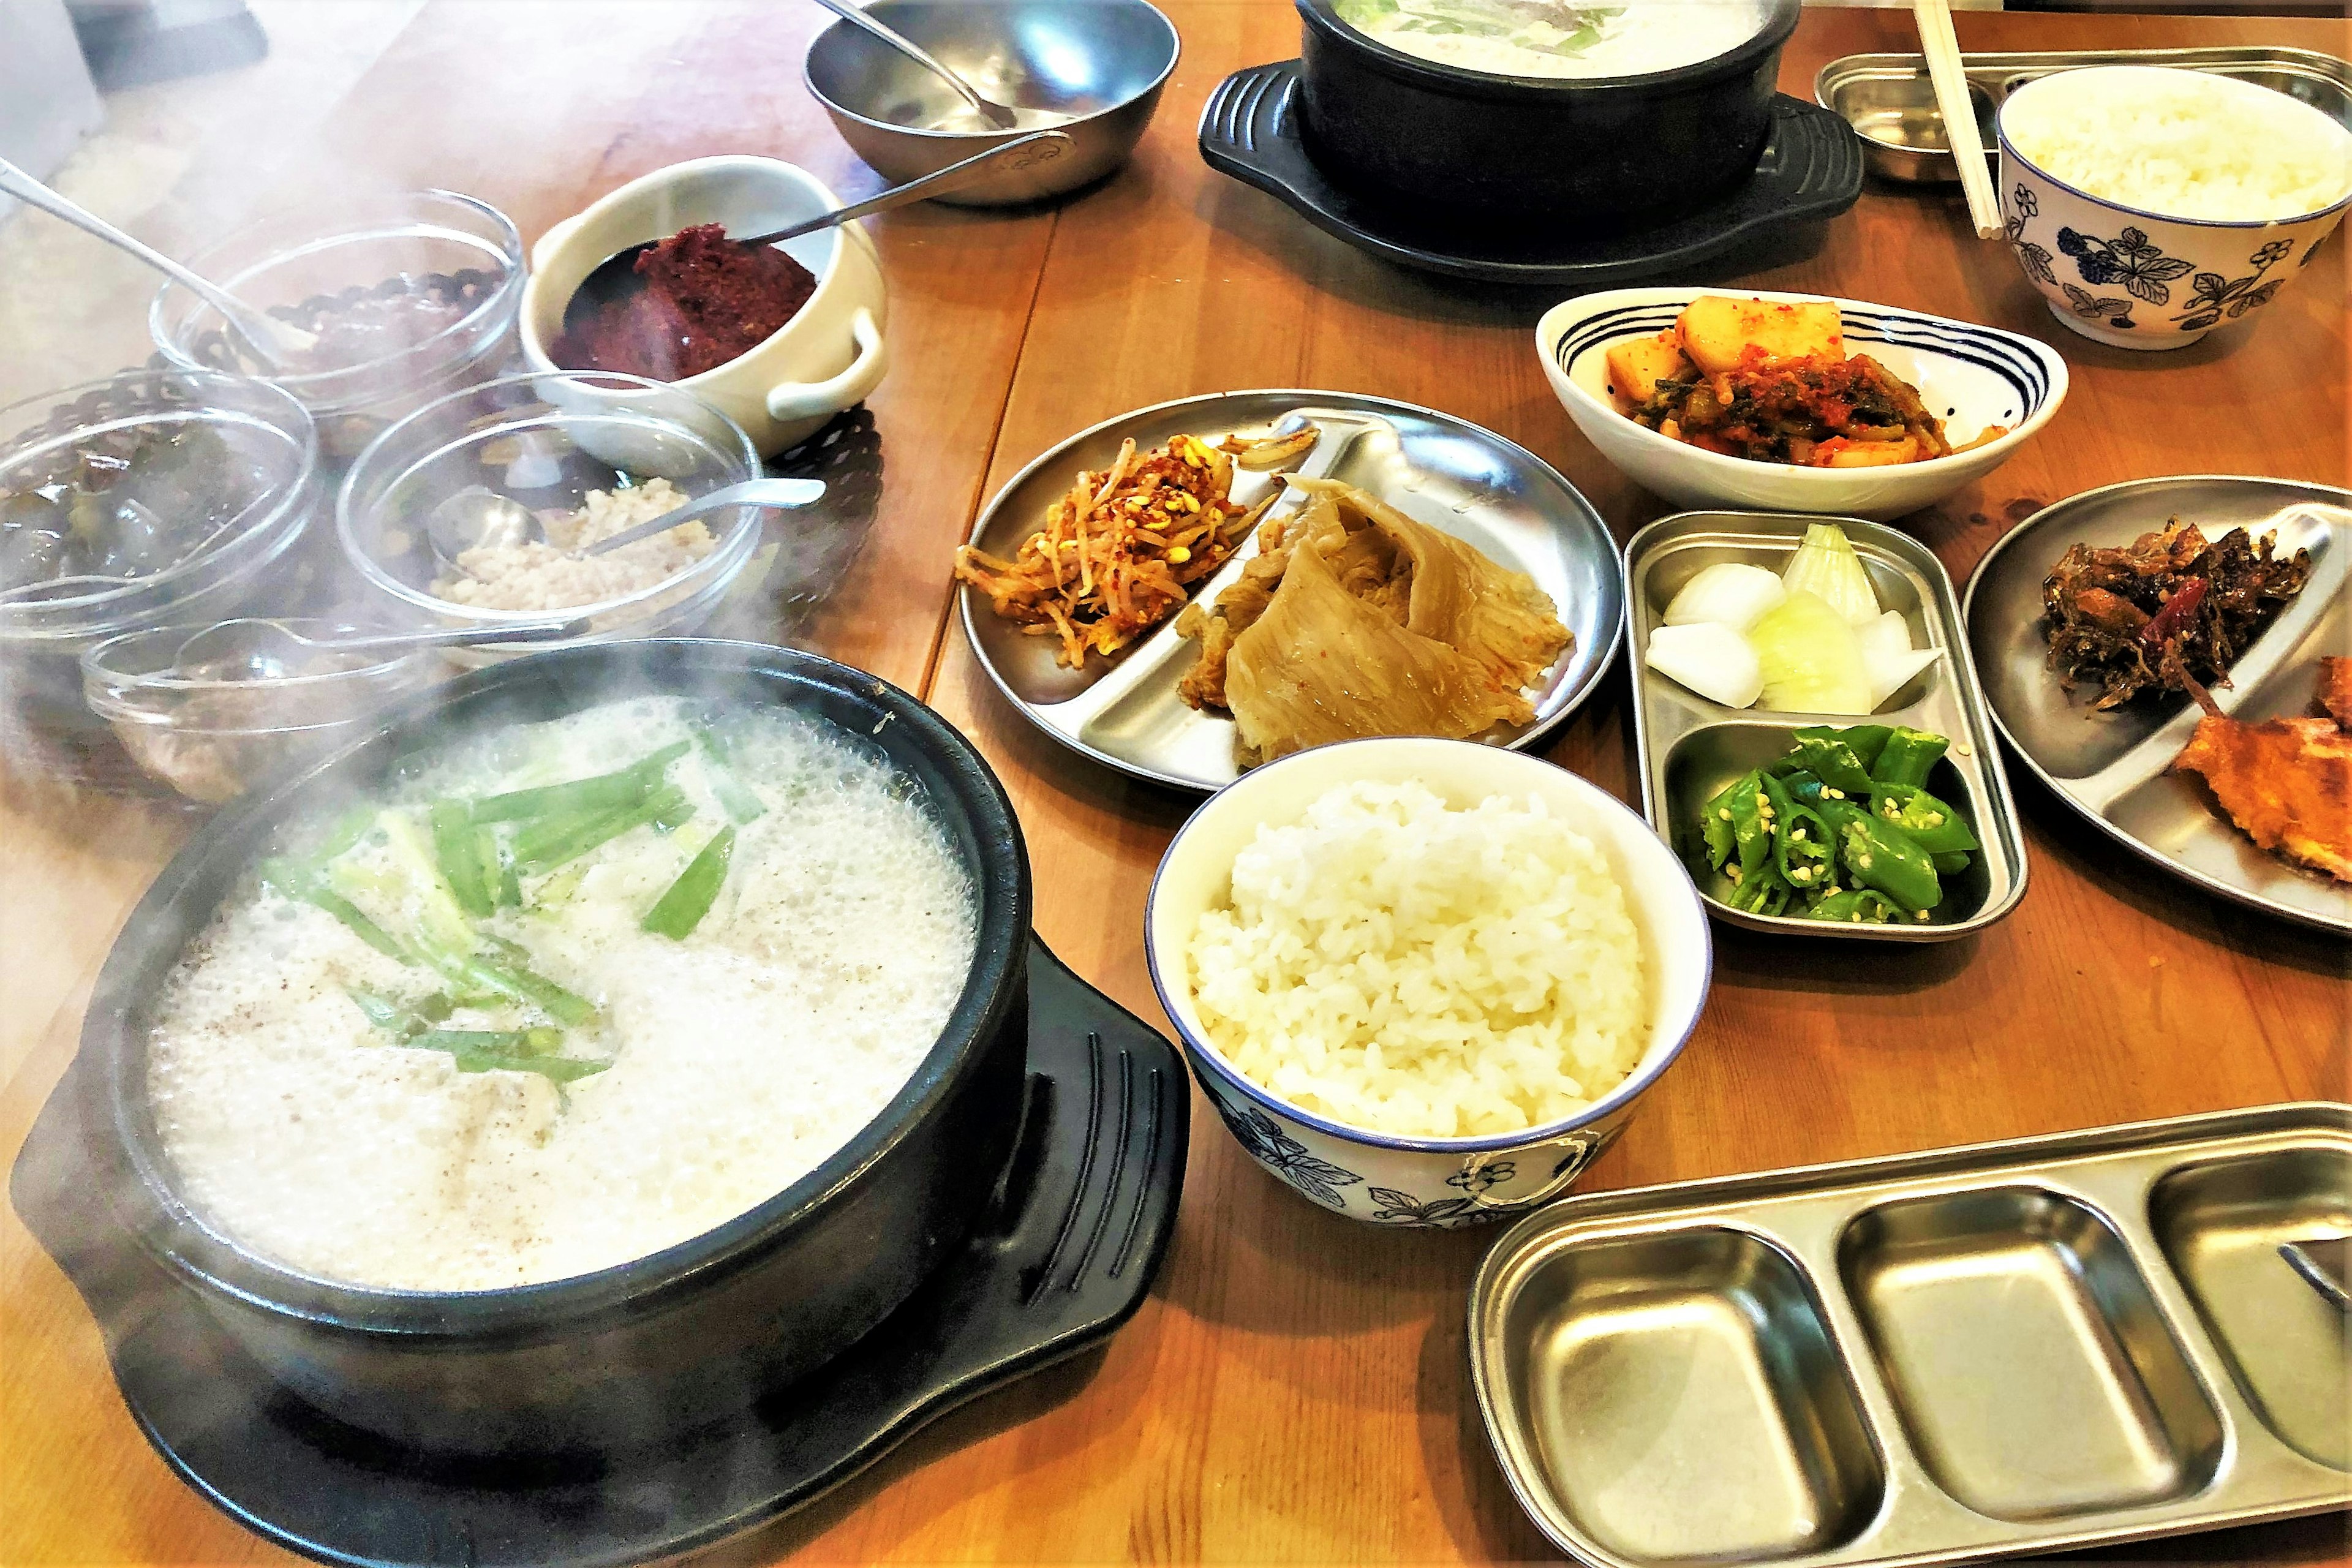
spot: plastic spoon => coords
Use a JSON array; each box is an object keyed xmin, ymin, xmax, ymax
[
  {"xmin": 170, "ymin": 617, "xmax": 591, "ymax": 680},
  {"xmin": 0, "ymin": 156, "xmax": 317, "ymax": 369}
]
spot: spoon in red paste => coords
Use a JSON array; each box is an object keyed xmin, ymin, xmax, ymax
[{"xmin": 562, "ymin": 132, "xmax": 1072, "ymax": 338}]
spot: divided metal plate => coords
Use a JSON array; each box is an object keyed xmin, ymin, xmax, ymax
[
  {"xmin": 1624, "ymin": 511, "xmax": 2027, "ymax": 941},
  {"xmin": 1963, "ymin": 477, "xmax": 2350, "ymax": 935},
  {"xmin": 959, "ymin": 390, "xmax": 1623, "ymax": 793},
  {"xmin": 1815, "ymin": 47, "xmax": 2352, "ymax": 184},
  {"xmin": 1471, "ymin": 1103, "xmax": 2352, "ymax": 1568}
]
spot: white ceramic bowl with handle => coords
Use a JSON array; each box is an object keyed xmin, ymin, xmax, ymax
[
  {"xmin": 1537, "ymin": 287, "xmax": 2068, "ymax": 524},
  {"xmin": 1144, "ymin": 737, "xmax": 1713, "ymax": 1229},
  {"xmin": 520, "ymin": 156, "xmax": 888, "ymax": 457},
  {"xmin": 1995, "ymin": 66, "xmax": 2352, "ymax": 352}
]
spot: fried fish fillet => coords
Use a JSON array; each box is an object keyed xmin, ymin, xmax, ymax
[{"xmin": 2171, "ymin": 657, "xmax": 2352, "ymax": 884}]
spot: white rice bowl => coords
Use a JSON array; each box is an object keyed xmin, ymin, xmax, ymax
[
  {"xmin": 1186, "ymin": 778, "xmax": 1650, "ymax": 1140},
  {"xmin": 2003, "ymin": 67, "xmax": 2352, "ymax": 222}
]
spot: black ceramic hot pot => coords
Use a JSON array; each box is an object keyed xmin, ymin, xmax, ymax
[
  {"xmin": 1293, "ymin": 0, "xmax": 1801, "ymax": 226},
  {"xmin": 76, "ymin": 639, "xmax": 1032, "ymax": 1456}
]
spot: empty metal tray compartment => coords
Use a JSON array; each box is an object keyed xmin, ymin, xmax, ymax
[{"xmin": 1471, "ymin": 1104, "xmax": 2352, "ymax": 1568}]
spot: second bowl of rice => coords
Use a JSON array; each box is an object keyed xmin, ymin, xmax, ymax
[{"xmin": 1144, "ymin": 737, "xmax": 1711, "ymax": 1227}]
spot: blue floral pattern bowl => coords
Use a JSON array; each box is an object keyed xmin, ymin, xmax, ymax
[
  {"xmin": 1143, "ymin": 737, "xmax": 1713, "ymax": 1229},
  {"xmin": 1996, "ymin": 67, "xmax": 2352, "ymax": 351}
]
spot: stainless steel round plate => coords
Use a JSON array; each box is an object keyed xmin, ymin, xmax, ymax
[
  {"xmin": 1964, "ymin": 476, "xmax": 2350, "ymax": 935},
  {"xmin": 957, "ymin": 390, "xmax": 1623, "ymax": 792}
]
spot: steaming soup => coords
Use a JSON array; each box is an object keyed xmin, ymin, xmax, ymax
[
  {"xmin": 145, "ymin": 695, "xmax": 977, "ymax": 1291},
  {"xmin": 1333, "ymin": 0, "xmax": 1770, "ymax": 80}
]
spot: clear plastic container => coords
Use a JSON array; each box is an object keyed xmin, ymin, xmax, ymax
[
  {"xmin": 149, "ymin": 190, "xmax": 525, "ymax": 462},
  {"xmin": 336, "ymin": 371, "xmax": 764, "ymax": 664},
  {"xmin": 81, "ymin": 619, "xmax": 440, "ymax": 804},
  {"xmin": 0, "ymin": 369, "xmax": 322, "ymax": 737}
]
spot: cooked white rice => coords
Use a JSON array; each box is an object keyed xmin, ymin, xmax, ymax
[
  {"xmin": 2006, "ymin": 67, "xmax": 2352, "ymax": 222},
  {"xmin": 1187, "ymin": 779, "xmax": 1650, "ymax": 1140}
]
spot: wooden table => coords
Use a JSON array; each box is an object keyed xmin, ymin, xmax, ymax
[{"xmin": 3, "ymin": 5, "xmax": 2345, "ymax": 1563}]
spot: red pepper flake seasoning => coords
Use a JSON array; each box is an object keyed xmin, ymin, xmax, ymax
[{"xmin": 552, "ymin": 224, "xmax": 818, "ymax": 382}]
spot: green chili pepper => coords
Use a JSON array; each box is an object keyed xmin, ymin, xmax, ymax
[
  {"xmin": 1869, "ymin": 782, "xmax": 1981, "ymax": 856},
  {"xmin": 1824, "ymin": 725, "xmax": 1894, "ymax": 773},
  {"xmin": 692, "ymin": 723, "xmax": 768, "ymax": 824},
  {"xmin": 469, "ymin": 741, "xmax": 689, "ymax": 824},
  {"xmin": 1933, "ymin": 850, "xmax": 1972, "ymax": 875},
  {"xmin": 1725, "ymin": 872, "xmax": 1792, "ymax": 917},
  {"xmin": 643, "ymin": 827, "xmax": 735, "ymax": 940},
  {"xmin": 1720, "ymin": 770, "xmax": 1776, "ymax": 885},
  {"xmin": 1698, "ymin": 777, "xmax": 1744, "ymax": 870},
  {"xmin": 1762, "ymin": 772, "xmax": 1834, "ymax": 893},
  {"xmin": 1804, "ymin": 888, "xmax": 1903, "ymax": 925},
  {"xmin": 1778, "ymin": 733, "xmax": 1875, "ymax": 796},
  {"xmin": 430, "ymin": 801, "xmax": 494, "ymax": 918},
  {"xmin": 1838, "ymin": 817, "xmax": 1942, "ymax": 914},
  {"xmin": 1872, "ymin": 727, "xmax": 1950, "ymax": 789},
  {"xmin": 1782, "ymin": 772, "xmax": 1868, "ymax": 832}
]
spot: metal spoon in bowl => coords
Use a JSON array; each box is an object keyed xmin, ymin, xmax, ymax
[
  {"xmin": 170, "ymin": 617, "xmax": 592, "ymax": 682},
  {"xmin": 562, "ymin": 132, "xmax": 1070, "ymax": 331},
  {"xmin": 0, "ymin": 156, "xmax": 316, "ymax": 371},
  {"xmin": 805, "ymin": 0, "xmax": 1020, "ymax": 129},
  {"xmin": 425, "ymin": 477, "xmax": 827, "ymax": 571}
]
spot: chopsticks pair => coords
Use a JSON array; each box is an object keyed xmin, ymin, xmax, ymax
[{"xmin": 1913, "ymin": 0, "xmax": 2004, "ymax": 238}]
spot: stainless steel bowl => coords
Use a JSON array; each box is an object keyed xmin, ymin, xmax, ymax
[
  {"xmin": 803, "ymin": 0, "xmax": 1178, "ymax": 206},
  {"xmin": 1815, "ymin": 67, "xmax": 1997, "ymax": 185}
]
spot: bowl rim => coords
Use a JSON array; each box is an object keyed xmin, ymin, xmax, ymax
[
  {"xmin": 1537, "ymin": 285, "xmax": 2071, "ymax": 484},
  {"xmin": 148, "ymin": 189, "xmax": 526, "ymax": 396},
  {"xmin": 1141, "ymin": 735, "xmax": 1713, "ymax": 1155},
  {"xmin": 80, "ymin": 617, "xmax": 434, "ymax": 701},
  {"xmin": 1996, "ymin": 65, "xmax": 2352, "ymax": 231},
  {"xmin": 0, "ymin": 369, "xmax": 320, "ymax": 630},
  {"xmin": 518, "ymin": 155, "xmax": 864, "ymax": 388},
  {"xmin": 88, "ymin": 638, "xmax": 1033, "ymax": 1335},
  {"xmin": 333, "ymin": 369, "xmax": 764, "ymax": 628},
  {"xmin": 800, "ymin": 0, "xmax": 1181, "ymax": 140},
  {"xmin": 1295, "ymin": 0, "xmax": 1800, "ymax": 99}
]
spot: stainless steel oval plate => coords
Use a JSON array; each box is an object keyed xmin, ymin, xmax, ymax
[
  {"xmin": 958, "ymin": 390, "xmax": 1623, "ymax": 792},
  {"xmin": 1964, "ymin": 476, "xmax": 2351, "ymax": 935}
]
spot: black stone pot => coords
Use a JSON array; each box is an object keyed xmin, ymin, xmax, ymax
[
  {"xmin": 78, "ymin": 639, "xmax": 1033, "ymax": 1456},
  {"xmin": 1294, "ymin": 0, "xmax": 1801, "ymax": 228}
]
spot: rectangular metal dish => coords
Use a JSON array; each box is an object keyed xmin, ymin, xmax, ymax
[
  {"xmin": 1471, "ymin": 1103, "xmax": 2352, "ymax": 1568},
  {"xmin": 1623, "ymin": 511, "xmax": 2027, "ymax": 941},
  {"xmin": 1815, "ymin": 47, "xmax": 2352, "ymax": 184}
]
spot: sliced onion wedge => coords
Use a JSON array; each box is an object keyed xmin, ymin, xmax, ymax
[{"xmin": 1646, "ymin": 621, "xmax": 1763, "ymax": 709}]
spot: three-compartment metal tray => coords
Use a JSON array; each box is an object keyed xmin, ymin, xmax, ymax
[
  {"xmin": 1471, "ymin": 1102, "xmax": 2352, "ymax": 1568},
  {"xmin": 1815, "ymin": 46, "xmax": 2352, "ymax": 184},
  {"xmin": 1624, "ymin": 511, "xmax": 2028, "ymax": 941}
]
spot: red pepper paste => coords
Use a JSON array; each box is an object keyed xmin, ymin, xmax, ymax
[{"xmin": 552, "ymin": 224, "xmax": 819, "ymax": 381}]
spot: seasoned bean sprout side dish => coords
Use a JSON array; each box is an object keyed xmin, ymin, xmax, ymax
[{"xmin": 145, "ymin": 695, "xmax": 977, "ymax": 1291}]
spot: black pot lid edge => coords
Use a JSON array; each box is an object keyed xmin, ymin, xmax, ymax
[{"xmin": 1198, "ymin": 62, "xmax": 1864, "ymax": 287}]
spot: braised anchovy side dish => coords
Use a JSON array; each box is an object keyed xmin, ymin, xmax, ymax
[
  {"xmin": 2040, "ymin": 517, "xmax": 2312, "ymax": 709},
  {"xmin": 1605, "ymin": 296, "xmax": 2004, "ymax": 469}
]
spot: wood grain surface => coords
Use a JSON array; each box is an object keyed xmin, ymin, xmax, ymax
[{"xmin": 2, "ymin": 5, "xmax": 2345, "ymax": 1565}]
